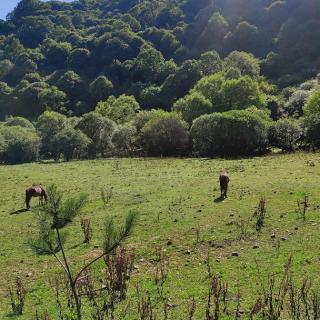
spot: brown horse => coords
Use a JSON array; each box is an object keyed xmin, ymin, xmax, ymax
[
  {"xmin": 219, "ymin": 172, "xmax": 230, "ymax": 198},
  {"xmin": 25, "ymin": 185, "xmax": 48, "ymax": 210}
]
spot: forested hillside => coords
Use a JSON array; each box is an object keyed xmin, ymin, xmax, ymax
[
  {"xmin": 1, "ymin": 0, "xmax": 320, "ymax": 163},
  {"xmin": 0, "ymin": 0, "xmax": 319, "ymax": 118}
]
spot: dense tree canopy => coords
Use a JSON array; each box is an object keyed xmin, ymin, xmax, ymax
[
  {"xmin": 0, "ymin": 0, "xmax": 318, "ymax": 120},
  {"xmin": 0, "ymin": 0, "xmax": 320, "ymax": 163}
]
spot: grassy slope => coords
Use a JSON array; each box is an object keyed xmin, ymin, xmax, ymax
[{"xmin": 1, "ymin": 153, "xmax": 320, "ymax": 319}]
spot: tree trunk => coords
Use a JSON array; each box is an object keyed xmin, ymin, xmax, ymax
[{"xmin": 56, "ymin": 228, "xmax": 82, "ymax": 320}]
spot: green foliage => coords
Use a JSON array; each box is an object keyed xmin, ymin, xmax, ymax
[
  {"xmin": 0, "ymin": 36, "xmax": 24, "ymax": 61},
  {"xmin": 173, "ymin": 92, "xmax": 213, "ymax": 125},
  {"xmin": 139, "ymin": 85, "xmax": 162, "ymax": 108},
  {"xmin": 224, "ymin": 51, "xmax": 260, "ymax": 78},
  {"xmin": 140, "ymin": 112, "xmax": 189, "ymax": 156},
  {"xmin": 224, "ymin": 22, "xmax": 259, "ymax": 54},
  {"xmin": 191, "ymin": 109, "xmax": 269, "ymax": 157},
  {"xmin": 29, "ymin": 212, "xmax": 67, "ymax": 255},
  {"xmin": 42, "ymin": 39, "xmax": 72, "ymax": 68},
  {"xmin": 89, "ymin": 76, "xmax": 114, "ymax": 103},
  {"xmin": 15, "ymin": 81, "xmax": 49, "ymax": 117},
  {"xmin": 96, "ymin": 95, "xmax": 140, "ymax": 124},
  {"xmin": 197, "ymin": 51, "xmax": 223, "ymax": 76},
  {"xmin": 9, "ymin": 0, "xmax": 42, "ymax": 22},
  {"xmin": 304, "ymin": 90, "xmax": 320, "ymax": 116},
  {"xmin": 56, "ymin": 71, "xmax": 86, "ymax": 102},
  {"xmin": 36, "ymin": 111, "xmax": 69, "ymax": 156},
  {"xmin": 51, "ymin": 128, "xmax": 91, "ymax": 161},
  {"xmin": 0, "ymin": 81, "xmax": 12, "ymax": 96},
  {"xmin": 0, "ymin": 60, "xmax": 13, "ymax": 80},
  {"xmin": 36, "ymin": 111, "xmax": 68, "ymax": 139},
  {"xmin": 0, "ymin": 132, "xmax": 5, "ymax": 155},
  {"xmin": 132, "ymin": 44, "xmax": 177, "ymax": 84},
  {"xmin": 197, "ymin": 12, "xmax": 229, "ymax": 52},
  {"xmin": 0, "ymin": 0, "xmax": 316, "ymax": 123},
  {"xmin": 269, "ymin": 118, "xmax": 302, "ymax": 151},
  {"xmin": 133, "ymin": 109, "xmax": 169, "ymax": 133},
  {"xmin": 140, "ymin": 27, "xmax": 180, "ymax": 58},
  {"xmin": 68, "ymin": 48, "xmax": 90, "ymax": 69},
  {"xmin": 4, "ymin": 116, "xmax": 34, "ymax": 130},
  {"xmin": 285, "ymin": 90, "xmax": 311, "ymax": 117},
  {"xmin": 76, "ymin": 112, "xmax": 117, "ymax": 157},
  {"xmin": 14, "ymin": 53, "xmax": 38, "ymax": 76},
  {"xmin": 17, "ymin": 16, "xmax": 54, "ymax": 48},
  {"xmin": 46, "ymin": 184, "xmax": 87, "ymax": 230},
  {"xmin": 221, "ymin": 76, "xmax": 267, "ymax": 110},
  {"xmin": 190, "ymin": 113, "xmax": 223, "ymax": 157},
  {"xmin": 38, "ymin": 86, "xmax": 67, "ymax": 113},
  {"xmin": 304, "ymin": 114, "xmax": 320, "ymax": 149},
  {"xmin": 23, "ymin": 72, "xmax": 42, "ymax": 83},
  {"xmin": 104, "ymin": 210, "xmax": 138, "ymax": 252},
  {"xmin": 0, "ymin": 125, "xmax": 40, "ymax": 164},
  {"xmin": 191, "ymin": 72, "xmax": 266, "ymax": 113},
  {"xmin": 160, "ymin": 59, "xmax": 201, "ymax": 108},
  {"xmin": 30, "ymin": 184, "xmax": 87, "ymax": 256},
  {"xmin": 0, "ymin": 0, "xmax": 318, "ymax": 162},
  {"xmin": 112, "ymin": 124, "xmax": 137, "ymax": 155},
  {"xmin": 191, "ymin": 72, "xmax": 227, "ymax": 109}
]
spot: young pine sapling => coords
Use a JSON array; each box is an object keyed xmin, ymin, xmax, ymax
[{"xmin": 29, "ymin": 184, "xmax": 137, "ymax": 320}]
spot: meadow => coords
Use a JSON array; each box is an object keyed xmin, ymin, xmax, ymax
[{"xmin": 1, "ymin": 153, "xmax": 320, "ymax": 319}]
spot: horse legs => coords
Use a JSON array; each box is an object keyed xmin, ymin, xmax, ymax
[
  {"xmin": 26, "ymin": 191, "xmax": 30, "ymax": 210},
  {"xmin": 220, "ymin": 185, "xmax": 227, "ymax": 198}
]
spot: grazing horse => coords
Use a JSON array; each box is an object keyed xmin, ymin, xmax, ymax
[
  {"xmin": 219, "ymin": 172, "xmax": 230, "ymax": 198},
  {"xmin": 25, "ymin": 185, "xmax": 48, "ymax": 210}
]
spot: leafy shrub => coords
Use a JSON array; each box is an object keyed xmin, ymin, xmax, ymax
[
  {"xmin": 51, "ymin": 128, "xmax": 91, "ymax": 161},
  {"xmin": 141, "ymin": 113, "xmax": 189, "ymax": 156},
  {"xmin": 76, "ymin": 112, "xmax": 117, "ymax": 157},
  {"xmin": 133, "ymin": 109, "xmax": 170, "ymax": 134},
  {"xmin": 284, "ymin": 90, "xmax": 311, "ymax": 116},
  {"xmin": 36, "ymin": 111, "xmax": 69, "ymax": 157},
  {"xmin": 304, "ymin": 89, "xmax": 320, "ymax": 116},
  {"xmin": 191, "ymin": 109, "xmax": 269, "ymax": 157},
  {"xmin": 112, "ymin": 124, "xmax": 137, "ymax": 156},
  {"xmin": 269, "ymin": 118, "xmax": 302, "ymax": 151},
  {"xmin": 0, "ymin": 125, "xmax": 40, "ymax": 164},
  {"xmin": 304, "ymin": 114, "xmax": 320, "ymax": 149}
]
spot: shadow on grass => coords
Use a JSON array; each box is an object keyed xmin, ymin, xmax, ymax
[
  {"xmin": 69, "ymin": 243, "xmax": 84, "ymax": 250},
  {"xmin": 9, "ymin": 208, "xmax": 29, "ymax": 215},
  {"xmin": 213, "ymin": 196, "xmax": 226, "ymax": 203},
  {"xmin": 5, "ymin": 313, "xmax": 21, "ymax": 318}
]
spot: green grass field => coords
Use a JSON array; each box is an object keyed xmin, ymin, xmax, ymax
[{"xmin": 1, "ymin": 153, "xmax": 320, "ymax": 319}]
